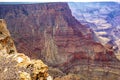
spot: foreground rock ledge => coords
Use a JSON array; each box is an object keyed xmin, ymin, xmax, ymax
[{"xmin": 0, "ymin": 19, "xmax": 52, "ymax": 80}]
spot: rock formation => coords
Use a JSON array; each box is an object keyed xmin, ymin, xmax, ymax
[
  {"xmin": 69, "ymin": 2, "xmax": 120, "ymax": 53},
  {"xmin": 0, "ymin": 2, "xmax": 120, "ymax": 80},
  {"xmin": 0, "ymin": 3, "xmax": 119, "ymax": 79},
  {"xmin": 0, "ymin": 19, "xmax": 51, "ymax": 80},
  {"xmin": 0, "ymin": 3, "xmax": 117, "ymax": 65},
  {"xmin": 0, "ymin": 19, "xmax": 17, "ymax": 54}
]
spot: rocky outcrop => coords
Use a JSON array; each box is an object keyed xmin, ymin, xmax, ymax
[
  {"xmin": 0, "ymin": 19, "xmax": 51, "ymax": 80},
  {"xmin": 0, "ymin": 53, "xmax": 50, "ymax": 80},
  {"xmin": 0, "ymin": 19, "xmax": 17, "ymax": 54}
]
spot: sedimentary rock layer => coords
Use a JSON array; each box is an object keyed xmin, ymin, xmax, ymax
[{"xmin": 0, "ymin": 3, "xmax": 117, "ymax": 67}]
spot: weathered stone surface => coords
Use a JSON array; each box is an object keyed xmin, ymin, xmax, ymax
[
  {"xmin": 0, "ymin": 19, "xmax": 17, "ymax": 54},
  {"xmin": 54, "ymin": 74, "xmax": 81, "ymax": 80},
  {"xmin": 0, "ymin": 19, "xmax": 51, "ymax": 80},
  {"xmin": 0, "ymin": 53, "xmax": 49, "ymax": 80}
]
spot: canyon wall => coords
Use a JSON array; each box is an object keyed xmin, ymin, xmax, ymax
[{"xmin": 0, "ymin": 3, "xmax": 117, "ymax": 68}]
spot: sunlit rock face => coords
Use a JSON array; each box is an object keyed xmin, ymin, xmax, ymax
[
  {"xmin": 0, "ymin": 2, "xmax": 118, "ymax": 69},
  {"xmin": 0, "ymin": 19, "xmax": 50, "ymax": 80},
  {"xmin": 0, "ymin": 19, "xmax": 17, "ymax": 54}
]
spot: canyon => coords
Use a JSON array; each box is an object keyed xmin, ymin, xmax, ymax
[
  {"xmin": 69, "ymin": 2, "xmax": 120, "ymax": 53},
  {"xmin": 0, "ymin": 2, "xmax": 117, "ymax": 64},
  {"xmin": 0, "ymin": 2, "xmax": 120, "ymax": 80}
]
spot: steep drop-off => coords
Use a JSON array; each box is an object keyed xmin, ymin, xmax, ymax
[
  {"xmin": 0, "ymin": 3, "xmax": 117, "ymax": 68},
  {"xmin": 69, "ymin": 2, "xmax": 120, "ymax": 52},
  {"xmin": 0, "ymin": 19, "xmax": 51, "ymax": 80}
]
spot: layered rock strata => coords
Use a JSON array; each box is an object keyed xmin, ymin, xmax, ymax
[{"xmin": 0, "ymin": 3, "xmax": 117, "ymax": 65}]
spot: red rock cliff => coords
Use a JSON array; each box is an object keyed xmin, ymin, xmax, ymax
[{"xmin": 0, "ymin": 3, "xmax": 117, "ymax": 67}]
